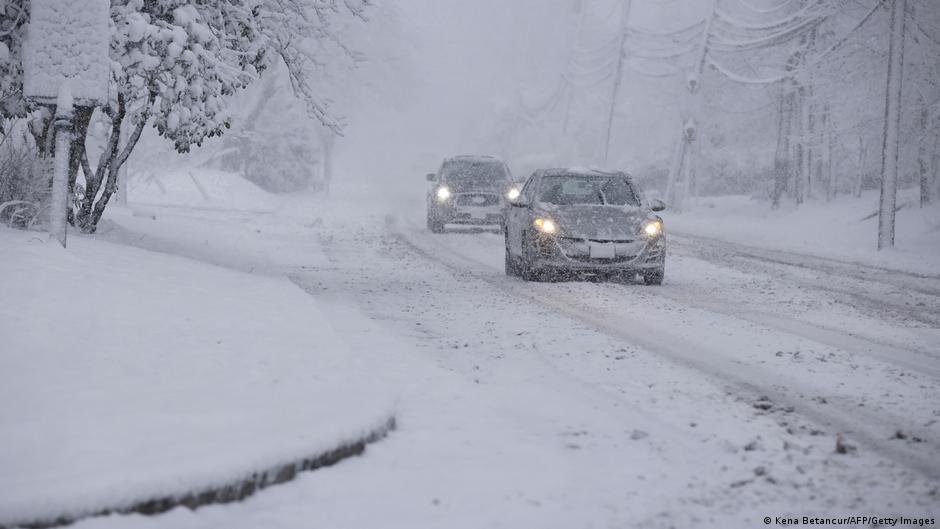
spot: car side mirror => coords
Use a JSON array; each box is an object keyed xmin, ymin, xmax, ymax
[
  {"xmin": 426, "ymin": 173, "xmax": 436, "ymax": 182},
  {"xmin": 649, "ymin": 198, "xmax": 666, "ymax": 212},
  {"xmin": 511, "ymin": 197, "xmax": 530, "ymax": 208}
]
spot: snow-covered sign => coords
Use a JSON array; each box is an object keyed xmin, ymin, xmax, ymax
[{"xmin": 22, "ymin": 0, "xmax": 110, "ymax": 106}]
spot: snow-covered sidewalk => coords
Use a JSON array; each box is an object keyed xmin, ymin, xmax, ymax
[
  {"xmin": 0, "ymin": 227, "xmax": 395, "ymax": 528},
  {"xmin": 666, "ymin": 190, "xmax": 940, "ymax": 275}
]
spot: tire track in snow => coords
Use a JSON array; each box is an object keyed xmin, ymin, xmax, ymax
[
  {"xmin": 391, "ymin": 216, "xmax": 940, "ymax": 481},
  {"xmin": 669, "ymin": 232, "xmax": 940, "ymax": 327}
]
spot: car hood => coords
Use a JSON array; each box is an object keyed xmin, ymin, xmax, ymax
[
  {"xmin": 537, "ymin": 204, "xmax": 652, "ymax": 240},
  {"xmin": 445, "ymin": 180, "xmax": 510, "ymax": 194}
]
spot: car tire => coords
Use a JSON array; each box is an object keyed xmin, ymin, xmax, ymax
[
  {"xmin": 504, "ymin": 234, "xmax": 519, "ymax": 276},
  {"xmin": 643, "ymin": 267, "xmax": 664, "ymax": 285},
  {"xmin": 427, "ymin": 214, "xmax": 445, "ymax": 233},
  {"xmin": 520, "ymin": 235, "xmax": 544, "ymax": 282}
]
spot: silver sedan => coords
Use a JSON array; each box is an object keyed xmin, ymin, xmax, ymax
[{"xmin": 504, "ymin": 168, "xmax": 666, "ymax": 284}]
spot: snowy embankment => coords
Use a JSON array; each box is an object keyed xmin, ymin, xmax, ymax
[
  {"xmin": 127, "ymin": 169, "xmax": 283, "ymax": 212},
  {"xmin": 667, "ymin": 189, "xmax": 940, "ymax": 275},
  {"xmin": 0, "ymin": 227, "xmax": 396, "ymax": 528}
]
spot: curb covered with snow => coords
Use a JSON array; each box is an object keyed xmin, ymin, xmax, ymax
[
  {"xmin": 0, "ymin": 228, "xmax": 397, "ymax": 528},
  {"xmin": 3, "ymin": 417, "xmax": 396, "ymax": 529}
]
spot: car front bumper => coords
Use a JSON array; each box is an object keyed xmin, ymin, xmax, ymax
[
  {"xmin": 528, "ymin": 234, "xmax": 665, "ymax": 272},
  {"xmin": 435, "ymin": 204, "xmax": 507, "ymax": 226}
]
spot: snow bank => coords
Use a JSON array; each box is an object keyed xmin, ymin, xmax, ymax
[
  {"xmin": 23, "ymin": 0, "xmax": 110, "ymax": 105},
  {"xmin": 128, "ymin": 169, "xmax": 283, "ymax": 212},
  {"xmin": 667, "ymin": 190, "xmax": 940, "ymax": 275},
  {"xmin": 0, "ymin": 227, "xmax": 395, "ymax": 527}
]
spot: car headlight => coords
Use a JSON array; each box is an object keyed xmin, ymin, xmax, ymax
[
  {"xmin": 436, "ymin": 186, "xmax": 452, "ymax": 201},
  {"xmin": 534, "ymin": 217, "xmax": 557, "ymax": 234},
  {"xmin": 506, "ymin": 187, "xmax": 521, "ymax": 201},
  {"xmin": 642, "ymin": 220, "xmax": 662, "ymax": 237}
]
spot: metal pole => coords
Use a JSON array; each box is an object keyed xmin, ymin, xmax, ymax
[
  {"xmin": 602, "ymin": 0, "xmax": 633, "ymax": 167},
  {"xmin": 562, "ymin": 0, "xmax": 589, "ymax": 136},
  {"xmin": 50, "ymin": 100, "xmax": 72, "ymax": 247}
]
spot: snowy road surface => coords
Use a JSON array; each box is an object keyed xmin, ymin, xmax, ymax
[{"xmin": 70, "ymin": 191, "xmax": 938, "ymax": 529}]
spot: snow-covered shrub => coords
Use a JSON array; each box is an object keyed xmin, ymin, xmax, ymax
[
  {"xmin": 0, "ymin": 120, "xmax": 49, "ymax": 228},
  {"xmin": 217, "ymin": 131, "xmax": 319, "ymax": 193}
]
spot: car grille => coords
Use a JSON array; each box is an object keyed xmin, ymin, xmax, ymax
[
  {"xmin": 567, "ymin": 254, "xmax": 638, "ymax": 264},
  {"xmin": 561, "ymin": 237, "xmax": 636, "ymax": 244},
  {"xmin": 455, "ymin": 193, "xmax": 501, "ymax": 207}
]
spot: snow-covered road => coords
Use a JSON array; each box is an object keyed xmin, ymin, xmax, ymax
[{"xmin": 71, "ymin": 194, "xmax": 939, "ymax": 529}]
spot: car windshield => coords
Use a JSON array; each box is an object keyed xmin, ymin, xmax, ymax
[
  {"xmin": 537, "ymin": 174, "xmax": 640, "ymax": 206},
  {"xmin": 442, "ymin": 161, "xmax": 509, "ymax": 191}
]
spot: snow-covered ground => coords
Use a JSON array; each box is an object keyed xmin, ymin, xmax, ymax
[
  {"xmin": 0, "ymin": 221, "xmax": 395, "ymax": 527},
  {"xmin": 668, "ymin": 189, "xmax": 940, "ymax": 275},
  {"xmin": 3, "ymin": 171, "xmax": 939, "ymax": 528}
]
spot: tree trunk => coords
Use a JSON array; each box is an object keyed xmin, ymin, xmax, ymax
[
  {"xmin": 793, "ymin": 86, "xmax": 804, "ymax": 205},
  {"xmin": 74, "ymin": 92, "xmax": 154, "ymax": 233},
  {"xmin": 803, "ymin": 28, "xmax": 817, "ymax": 201},
  {"xmin": 932, "ymin": 136, "xmax": 940, "ymax": 202},
  {"xmin": 919, "ymin": 105, "xmax": 930, "ymax": 207},
  {"xmin": 820, "ymin": 106, "xmax": 832, "ymax": 201},
  {"xmin": 771, "ymin": 89, "xmax": 792, "ymax": 208},
  {"xmin": 67, "ymin": 107, "xmax": 94, "ymax": 208},
  {"xmin": 76, "ymin": 96, "xmax": 125, "ymax": 230},
  {"xmin": 877, "ymin": 0, "xmax": 906, "ymax": 250},
  {"xmin": 321, "ymin": 131, "xmax": 335, "ymax": 194}
]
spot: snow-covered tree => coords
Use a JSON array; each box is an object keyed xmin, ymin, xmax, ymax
[{"xmin": 0, "ymin": 0, "xmax": 373, "ymax": 232}]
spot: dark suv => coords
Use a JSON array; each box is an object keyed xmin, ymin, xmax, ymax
[{"xmin": 426, "ymin": 156, "xmax": 517, "ymax": 233}]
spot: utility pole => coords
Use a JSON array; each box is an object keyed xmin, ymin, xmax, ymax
[
  {"xmin": 665, "ymin": 0, "xmax": 715, "ymax": 210},
  {"xmin": 562, "ymin": 0, "xmax": 589, "ymax": 136},
  {"xmin": 602, "ymin": 0, "xmax": 634, "ymax": 167},
  {"xmin": 877, "ymin": 0, "xmax": 907, "ymax": 250}
]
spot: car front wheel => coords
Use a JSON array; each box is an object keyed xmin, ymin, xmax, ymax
[
  {"xmin": 427, "ymin": 213, "xmax": 444, "ymax": 233},
  {"xmin": 504, "ymin": 234, "xmax": 519, "ymax": 276},
  {"xmin": 519, "ymin": 235, "xmax": 544, "ymax": 282},
  {"xmin": 643, "ymin": 266, "xmax": 664, "ymax": 285}
]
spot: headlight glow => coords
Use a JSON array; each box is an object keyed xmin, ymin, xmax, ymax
[
  {"xmin": 436, "ymin": 186, "xmax": 452, "ymax": 201},
  {"xmin": 534, "ymin": 217, "xmax": 557, "ymax": 234},
  {"xmin": 506, "ymin": 188, "xmax": 521, "ymax": 201},
  {"xmin": 643, "ymin": 220, "xmax": 662, "ymax": 237}
]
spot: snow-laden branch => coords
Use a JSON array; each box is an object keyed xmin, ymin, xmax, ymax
[
  {"xmin": 913, "ymin": 19, "xmax": 940, "ymax": 48},
  {"xmin": 809, "ymin": 2, "xmax": 883, "ymax": 65}
]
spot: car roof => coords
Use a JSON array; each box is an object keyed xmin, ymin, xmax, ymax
[
  {"xmin": 534, "ymin": 167, "xmax": 631, "ymax": 179},
  {"xmin": 443, "ymin": 155, "xmax": 505, "ymax": 164}
]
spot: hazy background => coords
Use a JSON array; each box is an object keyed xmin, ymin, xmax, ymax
[{"xmin": 123, "ymin": 0, "xmax": 938, "ymax": 204}]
